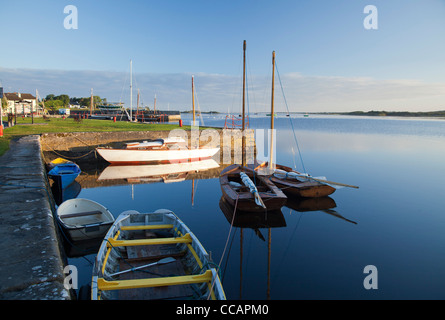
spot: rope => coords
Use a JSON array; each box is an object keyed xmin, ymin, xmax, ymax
[
  {"xmin": 275, "ymin": 61, "xmax": 307, "ymax": 174},
  {"xmin": 208, "ymin": 195, "xmax": 240, "ymax": 300},
  {"xmin": 42, "ymin": 141, "xmax": 96, "ymax": 160}
]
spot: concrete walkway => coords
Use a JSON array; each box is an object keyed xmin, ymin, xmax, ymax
[{"xmin": 0, "ymin": 135, "xmax": 71, "ymax": 299}]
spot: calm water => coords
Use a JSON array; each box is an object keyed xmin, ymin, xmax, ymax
[{"xmin": 67, "ymin": 113, "xmax": 445, "ymax": 300}]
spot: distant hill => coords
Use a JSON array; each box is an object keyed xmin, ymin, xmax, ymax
[{"xmin": 336, "ymin": 110, "xmax": 445, "ymax": 118}]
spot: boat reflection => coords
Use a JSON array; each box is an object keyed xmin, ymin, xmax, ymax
[
  {"xmin": 219, "ymin": 196, "xmax": 286, "ymax": 232},
  {"xmin": 219, "ymin": 195, "xmax": 356, "ymax": 299},
  {"xmin": 51, "ymin": 180, "xmax": 82, "ymax": 206},
  {"xmin": 61, "ymin": 236, "xmax": 103, "ymax": 259},
  {"xmin": 97, "ymin": 159, "xmax": 220, "ymax": 184},
  {"xmin": 219, "ymin": 197, "xmax": 286, "ymax": 300},
  {"xmin": 285, "ymin": 196, "xmax": 357, "ymax": 225}
]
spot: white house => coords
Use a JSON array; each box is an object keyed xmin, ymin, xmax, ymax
[{"xmin": 3, "ymin": 92, "xmax": 39, "ymax": 115}]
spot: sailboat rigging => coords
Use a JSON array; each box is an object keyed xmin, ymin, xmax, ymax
[
  {"xmin": 219, "ymin": 41, "xmax": 287, "ymax": 212},
  {"xmin": 262, "ymin": 51, "xmax": 359, "ymax": 197}
]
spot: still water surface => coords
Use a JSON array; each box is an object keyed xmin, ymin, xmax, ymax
[{"xmin": 68, "ymin": 113, "xmax": 445, "ymax": 299}]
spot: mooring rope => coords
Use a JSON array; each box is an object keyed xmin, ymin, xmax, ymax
[
  {"xmin": 207, "ymin": 195, "xmax": 240, "ymax": 300},
  {"xmin": 41, "ymin": 141, "xmax": 96, "ymax": 160}
]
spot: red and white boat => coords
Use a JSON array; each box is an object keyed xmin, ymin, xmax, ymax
[{"xmin": 96, "ymin": 137, "xmax": 220, "ymax": 165}]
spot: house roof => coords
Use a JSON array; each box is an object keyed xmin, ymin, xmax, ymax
[
  {"xmin": 4, "ymin": 93, "xmax": 21, "ymax": 101},
  {"xmin": 4, "ymin": 92, "xmax": 36, "ymax": 101},
  {"xmin": 20, "ymin": 93, "xmax": 36, "ymax": 100}
]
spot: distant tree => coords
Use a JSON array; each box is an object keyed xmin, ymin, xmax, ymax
[
  {"xmin": 45, "ymin": 94, "xmax": 55, "ymax": 100},
  {"xmin": 54, "ymin": 94, "xmax": 70, "ymax": 107}
]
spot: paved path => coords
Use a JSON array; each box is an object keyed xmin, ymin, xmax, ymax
[{"xmin": 0, "ymin": 135, "xmax": 72, "ymax": 299}]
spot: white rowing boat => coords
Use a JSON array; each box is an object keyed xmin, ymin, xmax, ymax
[{"xmin": 56, "ymin": 198, "xmax": 115, "ymax": 241}]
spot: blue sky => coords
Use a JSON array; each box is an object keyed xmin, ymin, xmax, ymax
[{"xmin": 1, "ymin": 0, "xmax": 445, "ymax": 112}]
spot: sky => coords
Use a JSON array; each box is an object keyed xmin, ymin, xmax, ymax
[{"xmin": 1, "ymin": 0, "xmax": 445, "ymax": 113}]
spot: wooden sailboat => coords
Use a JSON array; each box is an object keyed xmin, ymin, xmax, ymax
[
  {"xmin": 264, "ymin": 51, "xmax": 358, "ymax": 198},
  {"xmin": 96, "ymin": 137, "xmax": 219, "ymax": 165},
  {"xmin": 219, "ymin": 41, "xmax": 287, "ymax": 212}
]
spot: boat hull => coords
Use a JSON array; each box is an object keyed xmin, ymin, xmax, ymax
[
  {"xmin": 96, "ymin": 147, "xmax": 220, "ymax": 165},
  {"xmin": 270, "ymin": 164, "xmax": 336, "ymax": 198},
  {"xmin": 57, "ymin": 199, "xmax": 115, "ymax": 241},
  {"xmin": 91, "ymin": 209, "xmax": 226, "ymax": 300},
  {"xmin": 219, "ymin": 164, "xmax": 287, "ymax": 212},
  {"xmin": 48, "ymin": 163, "xmax": 81, "ymax": 189}
]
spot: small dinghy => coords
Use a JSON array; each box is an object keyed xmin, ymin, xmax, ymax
[
  {"xmin": 91, "ymin": 209, "xmax": 226, "ymax": 300},
  {"xmin": 48, "ymin": 161, "xmax": 81, "ymax": 189},
  {"xmin": 57, "ymin": 199, "xmax": 115, "ymax": 241}
]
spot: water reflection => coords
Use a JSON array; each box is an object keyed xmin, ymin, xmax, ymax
[
  {"xmin": 219, "ymin": 197, "xmax": 286, "ymax": 300},
  {"xmin": 285, "ymin": 196, "xmax": 357, "ymax": 225},
  {"xmin": 218, "ymin": 194, "xmax": 358, "ymax": 299},
  {"xmin": 97, "ymin": 159, "xmax": 220, "ymax": 183},
  {"xmin": 51, "ymin": 180, "xmax": 82, "ymax": 206}
]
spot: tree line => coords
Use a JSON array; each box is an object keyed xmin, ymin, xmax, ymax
[{"xmin": 43, "ymin": 94, "xmax": 106, "ymax": 111}]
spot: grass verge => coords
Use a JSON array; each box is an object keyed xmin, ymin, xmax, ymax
[{"xmin": 0, "ymin": 117, "xmax": 192, "ymax": 157}]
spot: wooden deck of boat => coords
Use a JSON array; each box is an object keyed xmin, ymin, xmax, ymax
[
  {"xmin": 116, "ymin": 231, "xmax": 195, "ymax": 300},
  {"xmin": 117, "ymin": 259, "xmax": 194, "ymax": 300}
]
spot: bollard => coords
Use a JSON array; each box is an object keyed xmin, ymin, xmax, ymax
[
  {"xmin": 113, "ymin": 117, "xmax": 116, "ymax": 123},
  {"xmin": 0, "ymin": 124, "xmax": 3, "ymax": 137},
  {"xmin": 179, "ymin": 119, "xmax": 183, "ymax": 127}
]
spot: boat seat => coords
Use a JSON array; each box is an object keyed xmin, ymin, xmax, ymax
[{"xmin": 61, "ymin": 210, "xmax": 102, "ymax": 219}]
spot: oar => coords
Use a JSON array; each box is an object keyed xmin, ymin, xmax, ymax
[
  {"xmin": 108, "ymin": 257, "xmax": 176, "ymax": 277},
  {"xmin": 303, "ymin": 176, "xmax": 359, "ymax": 189}
]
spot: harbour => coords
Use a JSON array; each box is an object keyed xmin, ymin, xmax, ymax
[
  {"xmin": 2, "ymin": 112, "xmax": 445, "ymax": 299},
  {"xmin": 71, "ymin": 114, "xmax": 445, "ymax": 300},
  {"xmin": 2, "ymin": 1, "xmax": 445, "ymax": 304}
]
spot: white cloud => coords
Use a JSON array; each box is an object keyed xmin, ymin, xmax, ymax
[{"xmin": 1, "ymin": 67, "xmax": 444, "ymax": 112}]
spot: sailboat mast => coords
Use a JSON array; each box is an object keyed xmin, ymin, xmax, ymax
[
  {"xmin": 242, "ymin": 40, "xmax": 247, "ymax": 167},
  {"xmin": 130, "ymin": 59, "xmax": 133, "ymax": 120},
  {"xmin": 154, "ymin": 94, "xmax": 157, "ymax": 115},
  {"xmin": 269, "ymin": 51, "xmax": 275, "ymax": 170},
  {"xmin": 90, "ymin": 88, "xmax": 93, "ymax": 116},
  {"xmin": 137, "ymin": 89, "xmax": 140, "ymax": 119},
  {"xmin": 192, "ymin": 75, "xmax": 195, "ymax": 125}
]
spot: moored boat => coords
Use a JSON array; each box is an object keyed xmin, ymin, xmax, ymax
[
  {"xmin": 57, "ymin": 198, "xmax": 115, "ymax": 241},
  {"xmin": 91, "ymin": 209, "xmax": 226, "ymax": 300},
  {"xmin": 219, "ymin": 42, "xmax": 286, "ymax": 213},
  {"xmin": 270, "ymin": 164, "xmax": 336, "ymax": 198},
  {"xmin": 96, "ymin": 137, "xmax": 219, "ymax": 165},
  {"xmin": 220, "ymin": 164, "xmax": 287, "ymax": 212},
  {"xmin": 48, "ymin": 161, "xmax": 81, "ymax": 189}
]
